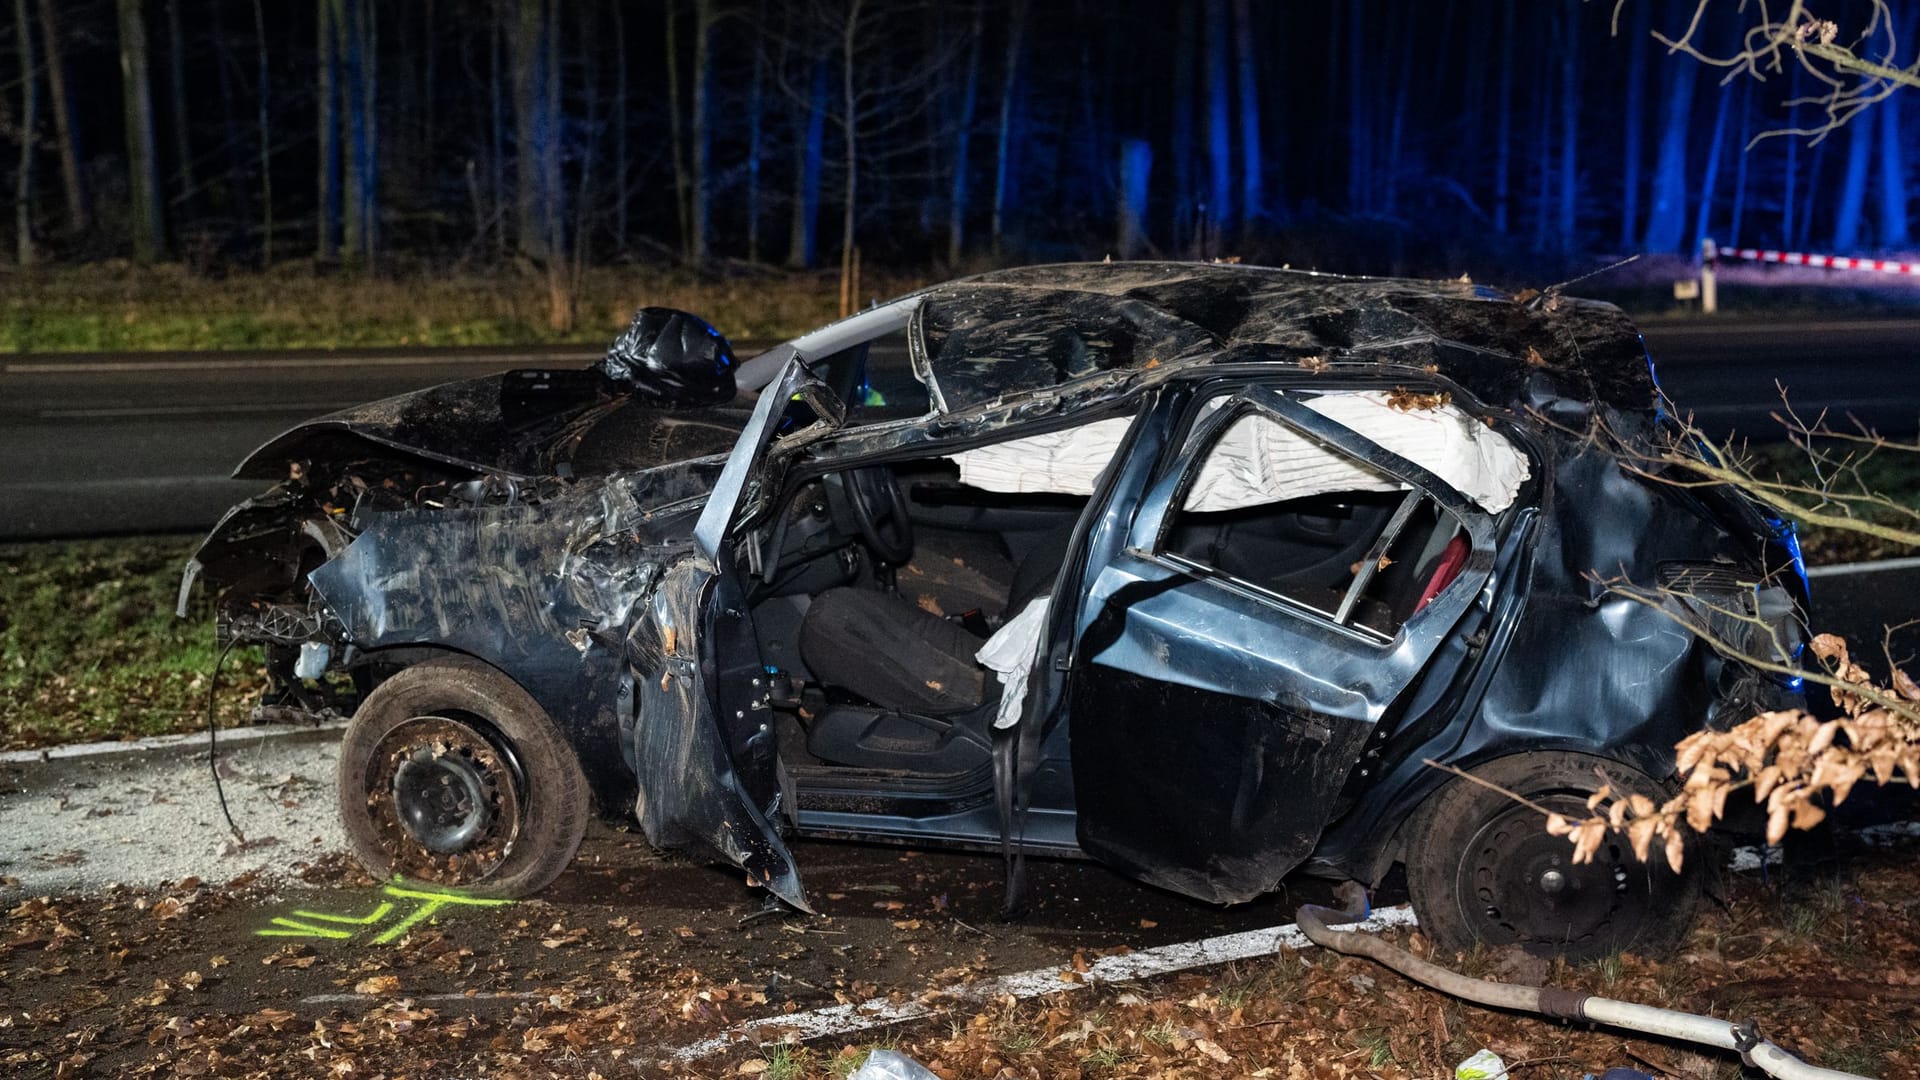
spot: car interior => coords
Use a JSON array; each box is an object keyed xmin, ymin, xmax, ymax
[{"xmin": 735, "ymin": 338, "xmax": 1472, "ymax": 785}]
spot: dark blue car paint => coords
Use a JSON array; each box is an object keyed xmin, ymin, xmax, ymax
[{"xmin": 183, "ymin": 262, "xmax": 1807, "ymax": 913}]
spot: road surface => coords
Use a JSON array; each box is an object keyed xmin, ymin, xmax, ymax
[{"xmin": 2, "ymin": 317, "xmax": 1916, "ymax": 540}]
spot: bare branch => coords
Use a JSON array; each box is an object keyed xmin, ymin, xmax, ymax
[{"xmin": 1612, "ymin": 0, "xmax": 1919, "ymax": 143}]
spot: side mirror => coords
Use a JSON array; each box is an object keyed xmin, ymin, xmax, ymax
[{"xmin": 795, "ymin": 376, "xmax": 848, "ymax": 429}]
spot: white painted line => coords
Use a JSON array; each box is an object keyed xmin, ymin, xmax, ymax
[
  {"xmin": 666, "ymin": 905, "xmax": 1420, "ymax": 1063},
  {"xmin": 1806, "ymin": 555, "xmax": 1920, "ymax": 579},
  {"xmin": 39, "ymin": 403, "xmax": 357, "ymax": 419},
  {"xmin": 4, "ymin": 352, "xmax": 598, "ymax": 374},
  {"xmin": 0, "ymin": 720, "xmax": 347, "ymax": 765},
  {"xmin": 301, "ymin": 991, "xmax": 543, "ymax": 1007}
]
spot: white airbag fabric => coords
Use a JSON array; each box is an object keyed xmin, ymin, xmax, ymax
[
  {"xmin": 949, "ymin": 391, "xmax": 1529, "ymax": 514},
  {"xmin": 976, "ymin": 596, "xmax": 1050, "ymax": 730}
]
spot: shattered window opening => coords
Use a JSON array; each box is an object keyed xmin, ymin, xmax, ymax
[
  {"xmin": 773, "ymin": 322, "xmax": 931, "ymax": 442},
  {"xmin": 1153, "ymin": 396, "xmax": 1469, "ymax": 641}
]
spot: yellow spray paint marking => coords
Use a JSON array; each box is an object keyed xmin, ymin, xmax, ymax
[
  {"xmin": 370, "ymin": 885, "xmax": 511, "ymax": 944},
  {"xmin": 253, "ymin": 885, "xmax": 511, "ymax": 944}
]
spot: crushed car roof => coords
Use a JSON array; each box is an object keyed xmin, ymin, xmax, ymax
[{"xmin": 913, "ymin": 262, "xmax": 1657, "ymax": 416}]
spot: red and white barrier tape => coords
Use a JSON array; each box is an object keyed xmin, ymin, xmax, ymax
[{"xmin": 1721, "ymin": 246, "xmax": 1920, "ymax": 275}]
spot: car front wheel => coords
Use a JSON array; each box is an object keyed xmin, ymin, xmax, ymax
[
  {"xmin": 336, "ymin": 657, "xmax": 589, "ymax": 897},
  {"xmin": 1405, "ymin": 751, "xmax": 1707, "ymax": 960}
]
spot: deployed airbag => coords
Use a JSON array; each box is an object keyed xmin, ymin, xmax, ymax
[{"xmin": 950, "ymin": 391, "xmax": 1528, "ymax": 514}]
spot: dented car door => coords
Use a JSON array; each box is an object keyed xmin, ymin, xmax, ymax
[
  {"xmin": 1068, "ymin": 384, "xmax": 1500, "ymax": 903},
  {"xmin": 626, "ymin": 348, "xmax": 814, "ymax": 911}
]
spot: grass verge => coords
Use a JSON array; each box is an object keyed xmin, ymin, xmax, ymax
[
  {"xmin": 2, "ymin": 261, "xmax": 929, "ymax": 353},
  {"xmin": 0, "ymin": 536, "xmax": 264, "ymax": 750}
]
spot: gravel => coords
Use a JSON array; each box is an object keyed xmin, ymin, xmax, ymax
[{"xmin": 0, "ymin": 724, "xmax": 351, "ymax": 896}]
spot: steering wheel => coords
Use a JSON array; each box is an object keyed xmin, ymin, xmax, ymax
[{"xmin": 839, "ymin": 466, "xmax": 915, "ymax": 565}]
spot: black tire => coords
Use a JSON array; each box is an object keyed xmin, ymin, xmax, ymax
[
  {"xmin": 1405, "ymin": 751, "xmax": 1707, "ymax": 960},
  {"xmin": 336, "ymin": 657, "xmax": 589, "ymax": 898}
]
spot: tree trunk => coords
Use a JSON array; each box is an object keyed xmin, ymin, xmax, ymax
[
  {"xmin": 1729, "ymin": 79, "xmax": 1751, "ymax": 245},
  {"xmin": 690, "ymin": 0, "xmax": 713, "ymax": 264},
  {"xmin": 1831, "ymin": 108, "xmax": 1873, "ymax": 251},
  {"xmin": 512, "ymin": 0, "xmax": 543, "ymax": 257},
  {"xmin": 1201, "ymin": 0, "xmax": 1231, "ymax": 244},
  {"xmin": 1461, "ymin": 0, "xmax": 1489, "ymax": 167},
  {"xmin": 1796, "ymin": 137, "xmax": 1828, "ymax": 250},
  {"xmin": 1116, "ymin": 138, "xmax": 1152, "ymax": 259},
  {"xmin": 422, "ymin": 0, "xmax": 436, "ymax": 190},
  {"xmin": 1876, "ymin": 16, "xmax": 1913, "ymax": 248},
  {"xmin": 164, "ymin": 0, "xmax": 193, "ymax": 217},
  {"xmin": 1690, "ymin": 74, "xmax": 1730, "ymax": 257},
  {"xmin": 1346, "ymin": 0, "xmax": 1368, "ymax": 214},
  {"xmin": 838, "ymin": 0, "xmax": 861, "ymax": 317},
  {"xmin": 1782, "ymin": 69, "xmax": 1799, "ymax": 246},
  {"xmin": 990, "ymin": 0, "xmax": 1028, "ymax": 258},
  {"xmin": 745, "ymin": 12, "xmax": 764, "ymax": 263},
  {"xmin": 664, "ymin": 0, "xmax": 689, "ymax": 259},
  {"xmin": 488, "ymin": 0, "xmax": 504, "ymax": 255},
  {"xmin": 543, "ymin": 0, "xmax": 569, "ymax": 331},
  {"xmin": 1618, "ymin": 0, "xmax": 1647, "ymax": 249},
  {"xmin": 1530, "ymin": 20, "xmax": 1550, "ymax": 253},
  {"xmin": 1383, "ymin": 9, "xmax": 1415, "ymax": 218},
  {"xmin": 338, "ymin": 0, "xmax": 377, "ymax": 268},
  {"xmin": 317, "ymin": 0, "xmax": 339, "ymax": 259},
  {"xmin": 13, "ymin": 0, "xmax": 36, "ymax": 266},
  {"xmin": 787, "ymin": 58, "xmax": 827, "ymax": 269},
  {"xmin": 1170, "ymin": 0, "xmax": 1195, "ymax": 253},
  {"xmin": 946, "ymin": 4, "xmax": 982, "ymax": 266},
  {"xmin": 357, "ymin": 0, "xmax": 376, "ymax": 266},
  {"xmin": 1493, "ymin": 0, "xmax": 1512, "ymax": 233},
  {"xmin": 1231, "ymin": 0, "xmax": 1264, "ymax": 232},
  {"xmin": 612, "ymin": 0, "xmax": 627, "ymax": 248},
  {"xmin": 1640, "ymin": 47, "xmax": 1694, "ymax": 253},
  {"xmin": 1555, "ymin": 6, "xmax": 1577, "ymax": 253},
  {"xmin": 253, "ymin": 0, "xmax": 272, "ymax": 265},
  {"xmin": 35, "ymin": 0, "xmax": 87, "ymax": 234},
  {"xmin": 118, "ymin": 0, "xmax": 164, "ymax": 262}
]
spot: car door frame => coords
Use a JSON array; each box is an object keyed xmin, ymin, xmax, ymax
[
  {"xmin": 643, "ymin": 301, "xmax": 924, "ymax": 911},
  {"xmin": 1060, "ymin": 377, "xmax": 1499, "ymax": 903}
]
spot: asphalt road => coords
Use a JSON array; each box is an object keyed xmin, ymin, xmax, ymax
[{"xmin": 1, "ymin": 316, "xmax": 1915, "ymax": 540}]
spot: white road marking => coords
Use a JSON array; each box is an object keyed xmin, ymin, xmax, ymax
[
  {"xmin": 300, "ymin": 991, "xmax": 544, "ymax": 1007},
  {"xmin": 666, "ymin": 905, "xmax": 1420, "ymax": 1063},
  {"xmin": 37, "ymin": 403, "xmax": 356, "ymax": 419}
]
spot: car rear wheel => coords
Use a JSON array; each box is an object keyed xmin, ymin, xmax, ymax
[
  {"xmin": 1405, "ymin": 751, "xmax": 1706, "ymax": 960},
  {"xmin": 336, "ymin": 657, "xmax": 589, "ymax": 897}
]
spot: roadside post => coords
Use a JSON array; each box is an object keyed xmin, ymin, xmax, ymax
[{"xmin": 1700, "ymin": 238, "xmax": 1719, "ymax": 315}]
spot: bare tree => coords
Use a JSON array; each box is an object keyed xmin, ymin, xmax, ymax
[
  {"xmin": 117, "ymin": 0, "xmax": 164, "ymax": 263},
  {"xmin": 946, "ymin": 1, "xmax": 983, "ymax": 266},
  {"xmin": 316, "ymin": 0, "xmax": 339, "ymax": 260},
  {"xmin": 1622, "ymin": 0, "xmax": 1920, "ymax": 144},
  {"xmin": 253, "ymin": 0, "xmax": 272, "ymax": 265},
  {"xmin": 35, "ymin": 0, "xmax": 85, "ymax": 234},
  {"xmin": 13, "ymin": 0, "xmax": 36, "ymax": 266}
]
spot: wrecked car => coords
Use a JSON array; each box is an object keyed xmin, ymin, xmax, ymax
[{"xmin": 182, "ymin": 263, "xmax": 1807, "ymax": 958}]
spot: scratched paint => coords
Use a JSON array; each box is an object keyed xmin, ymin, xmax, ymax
[{"xmin": 255, "ymin": 883, "xmax": 512, "ymax": 945}]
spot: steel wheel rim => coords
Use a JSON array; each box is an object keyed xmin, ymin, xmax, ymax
[
  {"xmin": 1453, "ymin": 792, "xmax": 1655, "ymax": 954},
  {"xmin": 364, "ymin": 714, "xmax": 524, "ymax": 885}
]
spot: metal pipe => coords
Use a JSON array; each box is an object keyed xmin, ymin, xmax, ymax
[{"xmin": 1294, "ymin": 904, "xmax": 1866, "ymax": 1080}]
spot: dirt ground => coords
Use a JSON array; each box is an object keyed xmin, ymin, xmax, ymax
[{"xmin": 3, "ymin": 811, "xmax": 1919, "ymax": 1079}]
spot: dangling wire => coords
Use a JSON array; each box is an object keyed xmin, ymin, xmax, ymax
[{"xmin": 206, "ymin": 638, "xmax": 246, "ymax": 844}]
